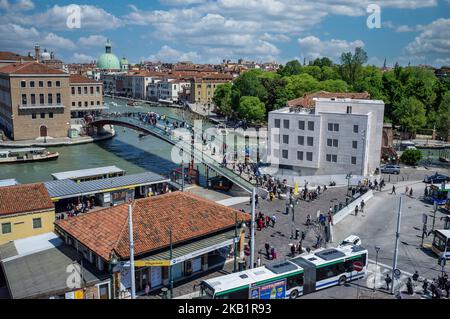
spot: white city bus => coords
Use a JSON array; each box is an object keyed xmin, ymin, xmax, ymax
[{"xmin": 200, "ymin": 242, "xmax": 368, "ymax": 299}]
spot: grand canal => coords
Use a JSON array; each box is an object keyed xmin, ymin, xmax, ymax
[{"xmin": 0, "ymin": 98, "xmax": 215, "ymax": 184}]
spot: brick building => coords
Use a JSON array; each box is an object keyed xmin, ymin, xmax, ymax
[
  {"xmin": 69, "ymin": 74, "xmax": 105, "ymax": 119},
  {"xmin": 0, "ymin": 62, "xmax": 71, "ymax": 141}
]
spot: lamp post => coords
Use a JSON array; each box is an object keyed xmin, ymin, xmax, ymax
[
  {"xmin": 346, "ymin": 173, "xmax": 352, "ymax": 197},
  {"xmin": 109, "ymin": 251, "xmax": 118, "ymax": 299},
  {"xmin": 234, "ymin": 211, "xmax": 238, "ymax": 273},
  {"xmin": 373, "ymin": 246, "xmax": 380, "ymax": 293}
]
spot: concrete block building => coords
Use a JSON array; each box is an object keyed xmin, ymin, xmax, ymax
[{"xmin": 268, "ymin": 92, "xmax": 385, "ymax": 177}]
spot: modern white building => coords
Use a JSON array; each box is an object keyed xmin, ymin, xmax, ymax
[
  {"xmin": 147, "ymin": 78, "xmax": 190, "ymax": 102},
  {"xmin": 268, "ymin": 92, "xmax": 385, "ymax": 177}
]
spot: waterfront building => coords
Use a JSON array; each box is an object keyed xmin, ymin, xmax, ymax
[
  {"xmin": 69, "ymin": 74, "xmax": 105, "ymax": 119},
  {"xmin": 268, "ymin": 92, "xmax": 385, "ymax": 177},
  {"xmin": 0, "ymin": 232, "xmax": 110, "ymax": 299},
  {"xmin": 0, "ymin": 51, "xmax": 33, "ymax": 68},
  {"xmin": 147, "ymin": 77, "xmax": 190, "ymax": 102},
  {"xmin": 189, "ymin": 74, "xmax": 233, "ymax": 106},
  {"xmin": 0, "ymin": 61, "xmax": 71, "ymax": 141},
  {"xmin": 54, "ymin": 192, "xmax": 250, "ymax": 298},
  {"xmin": 0, "ymin": 183, "xmax": 55, "ymax": 245}
]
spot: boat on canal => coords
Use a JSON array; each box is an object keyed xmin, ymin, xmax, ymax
[{"xmin": 0, "ymin": 148, "xmax": 59, "ymax": 164}]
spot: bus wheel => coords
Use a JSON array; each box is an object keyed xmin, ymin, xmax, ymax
[
  {"xmin": 338, "ymin": 276, "xmax": 347, "ymax": 285},
  {"xmin": 289, "ymin": 290, "xmax": 299, "ymax": 299}
]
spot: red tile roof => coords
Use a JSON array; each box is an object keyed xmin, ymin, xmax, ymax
[
  {"xmin": 69, "ymin": 74, "xmax": 100, "ymax": 84},
  {"xmin": 0, "ymin": 183, "xmax": 54, "ymax": 216},
  {"xmin": 0, "ymin": 62, "xmax": 67, "ymax": 75},
  {"xmin": 0, "ymin": 51, "xmax": 34, "ymax": 62},
  {"xmin": 55, "ymin": 192, "xmax": 250, "ymax": 260},
  {"xmin": 287, "ymin": 91, "xmax": 371, "ymax": 108}
]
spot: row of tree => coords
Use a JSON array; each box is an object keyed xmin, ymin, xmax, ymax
[{"xmin": 213, "ymin": 48, "xmax": 450, "ymax": 138}]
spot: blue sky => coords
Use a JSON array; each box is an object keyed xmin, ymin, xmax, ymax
[{"xmin": 0, "ymin": 0, "xmax": 449, "ymax": 67}]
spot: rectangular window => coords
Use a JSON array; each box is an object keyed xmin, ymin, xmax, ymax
[
  {"xmin": 22, "ymin": 94, "xmax": 27, "ymax": 105},
  {"xmin": 353, "ymin": 141, "xmax": 358, "ymax": 149},
  {"xmin": 306, "ymin": 152, "xmax": 313, "ymax": 161},
  {"xmin": 39, "ymin": 81, "xmax": 44, "ymax": 88},
  {"xmin": 90, "ymin": 87, "xmax": 94, "ymax": 95},
  {"xmin": 71, "ymin": 87, "xmax": 75, "ymax": 95},
  {"xmin": 334, "ymin": 123, "xmax": 339, "ymax": 132},
  {"xmin": 21, "ymin": 81, "xmax": 26, "ymax": 88},
  {"xmin": 56, "ymin": 81, "xmax": 61, "ymax": 87},
  {"xmin": 353, "ymin": 125, "xmax": 359, "ymax": 133},
  {"xmin": 347, "ymin": 106, "xmax": 352, "ymax": 114},
  {"xmin": 333, "ymin": 139, "xmax": 339, "ymax": 147},
  {"xmin": 307, "ymin": 136, "xmax": 314, "ymax": 146},
  {"xmin": 308, "ymin": 121, "xmax": 314, "ymax": 131},
  {"xmin": 297, "ymin": 151, "xmax": 304, "ymax": 160},
  {"xmin": 78, "ymin": 102, "xmax": 82, "ymax": 107},
  {"xmin": 96, "ymin": 86, "xmax": 100, "ymax": 93},
  {"xmin": 282, "ymin": 150, "xmax": 289, "ymax": 159},
  {"xmin": 97, "ymin": 101, "xmax": 100, "ymax": 105},
  {"xmin": 283, "ymin": 119, "xmax": 290, "ymax": 129},
  {"xmin": 91, "ymin": 101, "xmax": 94, "ymax": 106},
  {"xmin": 332, "ymin": 155, "xmax": 338, "ymax": 162},
  {"xmin": 328, "ymin": 123, "xmax": 333, "ymax": 131},
  {"xmin": 1, "ymin": 223, "xmax": 11, "ymax": 234},
  {"xmin": 30, "ymin": 94, "xmax": 36, "ymax": 105},
  {"xmin": 298, "ymin": 136, "xmax": 304, "ymax": 145},
  {"xmin": 274, "ymin": 119, "xmax": 280, "ymax": 128},
  {"xmin": 84, "ymin": 87, "xmax": 88, "ymax": 94},
  {"xmin": 298, "ymin": 121, "xmax": 305, "ymax": 130},
  {"xmin": 326, "ymin": 154, "xmax": 332, "ymax": 162},
  {"xmin": 352, "ymin": 157, "xmax": 357, "ymax": 165},
  {"xmin": 56, "ymin": 93, "xmax": 61, "ymax": 104},
  {"xmin": 327, "ymin": 139, "xmax": 332, "ymax": 147},
  {"xmin": 48, "ymin": 94, "xmax": 53, "ymax": 104},
  {"xmin": 32, "ymin": 113, "xmax": 36, "ymax": 119},
  {"xmin": 49, "ymin": 112, "xmax": 54, "ymax": 118},
  {"xmin": 30, "ymin": 81, "xmax": 35, "ymax": 88},
  {"xmin": 39, "ymin": 94, "xmax": 44, "ymax": 104},
  {"xmin": 78, "ymin": 87, "xmax": 82, "ymax": 95},
  {"xmin": 47, "ymin": 81, "xmax": 52, "ymax": 88},
  {"xmin": 72, "ymin": 102, "xmax": 75, "ymax": 107},
  {"xmin": 85, "ymin": 101, "xmax": 88, "ymax": 107},
  {"xmin": 40, "ymin": 113, "xmax": 45, "ymax": 119},
  {"xmin": 282, "ymin": 135, "xmax": 289, "ymax": 144},
  {"xmin": 33, "ymin": 218, "xmax": 42, "ymax": 229}
]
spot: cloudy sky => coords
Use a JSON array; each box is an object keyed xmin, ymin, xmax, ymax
[{"xmin": 0, "ymin": 0, "xmax": 449, "ymax": 66}]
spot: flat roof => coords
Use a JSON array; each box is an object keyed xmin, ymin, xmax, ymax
[
  {"xmin": 0, "ymin": 179, "xmax": 19, "ymax": 187},
  {"xmin": 436, "ymin": 229, "xmax": 450, "ymax": 238},
  {"xmin": 51, "ymin": 166, "xmax": 125, "ymax": 180},
  {"xmin": 0, "ymin": 147, "xmax": 45, "ymax": 154},
  {"xmin": 45, "ymin": 171, "xmax": 169, "ymax": 199},
  {"xmin": 1, "ymin": 244, "xmax": 107, "ymax": 299},
  {"xmin": 314, "ymin": 249, "xmax": 346, "ymax": 261},
  {"xmin": 0, "ymin": 232, "xmax": 62, "ymax": 262}
]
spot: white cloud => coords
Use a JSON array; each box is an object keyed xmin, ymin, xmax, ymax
[
  {"xmin": 72, "ymin": 53, "xmax": 95, "ymax": 63},
  {"xmin": 396, "ymin": 25, "xmax": 415, "ymax": 32},
  {"xmin": 78, "ymin": 35, "xmax": 107, "ymax": 47},
  {"xmin": 15, "ymin": 0, "xmax": 33, "ymax": 10},
  {"xmin": 405, "ymin": 18, "xmax": 450, "ymax": 55},
  {"xmin": 148, "ymin": 45, "xmax": 200, "ymax": 62},
  {"xmin": 0, "ymin": 0, "xmax": 34, "ymax": 11},
  {"xmin": 41, "ymin": 33, "xmax": 76, "ymax": 50},
  {"xmin": 297, "ymin": 36, "xmax": 365, "ymax": 60}
]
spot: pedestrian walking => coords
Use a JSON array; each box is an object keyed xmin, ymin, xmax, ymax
[
  {"xmin": 298, "ymin": 240, "xmax": 303, "ymax": 254},
  {"xmin": 290, "ymin": 244, "xmax": 296, "ymax": 257},
  {"xmin": 271, "ymin": 247, "xmax": 277, "ymax": 260},
  {"xmin": 145, "ymin": 284, "xmax": 150, "ymax": 296},
  {"xmin": 445, "ymin": 280, "xmax": 450, "ymax": 298},
  {"xmin": 257, "ymin": 256, "xmax": 261, "ymax": 268},
  {"xmin": 360, "ymin": 200, "xmax": 365, "ymax": 213},
  {"xmin": 354, "ymin": 205, "xmax": 359, "ymax": 217},
  {"xmin": 412, "ymin": 271, "xmax": 419, "ymax": 282},
  {"xmin": 409, "ymin": 187, "xmax": 413, "ymax": 197},
  {"xmin": 265, "ymin": 243, "xmax": 270, "ymax": 258},
  {"xmin": 265, "ymin": 215, "xmax": 271, "ymax": 228},
  {"xmin": 271, "ymin": 215, "xmax": 277, "ymax": 228},
  {"xmin": 391, "ymin": 185, "xmax": 396, "ymax": 195},
  {"xmin": 385, "ymin": 274, "xmax": 392, "ymax": 290},
  {"xmin": 407, "ymin": 278, "xmax": 414, "ymax": 295},
  {"xmin": 423, "ymin": 279, "xmax": 429, "ymax": 295},
  {"xmin": 405, "ymin": 186, "xmax": 409, "ymax": 195}
]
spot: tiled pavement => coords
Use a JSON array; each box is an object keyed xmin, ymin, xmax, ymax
[{"xmin": 231, "ymin": 186, "xmax": 350, "ymax": 266}]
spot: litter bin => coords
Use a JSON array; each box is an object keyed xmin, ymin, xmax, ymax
[{"xmin": 161, "ymin": 287, "xmax": 168, "ymax": 299}]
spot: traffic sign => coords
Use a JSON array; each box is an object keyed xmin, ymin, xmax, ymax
[
  {"xmin": 393, "ymin": 268, "xmax": 401, "ymax": 279},
  {"xmin": 353, "ymin": 261, "xmax": 363, "ymax": 272}
]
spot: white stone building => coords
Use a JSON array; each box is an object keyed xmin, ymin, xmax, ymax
[
  {"xmin": 268, "ymin": 92, "xmax": 385, "ymax": 177},
  {"xmin": 147, "ymin": 78, "xmax": 190, "ymax": 102}
]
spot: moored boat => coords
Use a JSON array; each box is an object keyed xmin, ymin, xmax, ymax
[{"xmin": 0, "ymin": 148, "xmax": 59, "ymax": 164}]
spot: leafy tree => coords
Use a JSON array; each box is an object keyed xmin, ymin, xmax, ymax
[
  {"xmin": 403, "ymin": 67, "xmax": 437, "ymax": 116},
  {"xmin": 381, "ymin": 70, "xmax": 404, "ymax": 122},
  {"xmin": 400, "ymin": 149, "xmax": 422, "ymax": 166},
  {"xmin": 302, "ymin": 65, "xmax": 322, "ymax": 81},
  {"xmin": 339, "ymin": 47, "xmax": 368, "ymax": 85},
  {"xmin": 321, "ymin": 66, "xmax": 341, "ymax": 81},
  {"xmin": 392, "ymin": 97, "xmax": 426, "ymax": 133},
  {"xmin": 237, "ymin": 96, "xmax": 266, "ymax": 123},
  {"xmin": 317, "ymin": 79, "xmax": 349, "ymax": 92},
  {"xmin": 283, "ymin": 73, "xmax": 319, "ymax": 99},
  {"xmin": 232, "ymin": 69, "xmax": 268, "ymax": 109},
  {"xmin": 436, "ymin": 92, "xmax": 450, "ymax": 139},
  {"xmin": 354, "ymin": 66, "xmax": 385, "ymax": 99},
  {"xmin": 311, "ymin": 57, "xmax": 333, "ymax": 68},
  {"xmin": 278, "ymin": 60, "xmax": 303, "ymax": 76},
  {"xmin": 261, "ymin": 77, "xmax": 290, "ymax": 112},
  {"xmin": 213, "ymin": 83, "xmax": 233, "ymax": 117}
]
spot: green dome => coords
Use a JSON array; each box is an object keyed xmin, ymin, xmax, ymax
[
  {"xmin": 120, "ymin": 57, "xmax": 129, "ymax": 66},
  {"xmin": 97, "ymin": 53, "xmax": 121, "ymax": 70}
]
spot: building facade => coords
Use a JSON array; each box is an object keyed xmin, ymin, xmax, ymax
[
  {"xmin": 268, "ymin": 92, "xmax": 385, "ymax": 177},
  {"xmin": 0, "ymin": 183, "xmax": 55, "ymax": 245},
  {"xmin": 0, "ymin": 62, "xmax": 71, "ymax": 141},
  {"xmin": 69, "ymin": 74, "xmax": 105, "ymax": 119},
  {"xmin": 189, "ymin": 74, "xmax": 233, "ymax": 106}
]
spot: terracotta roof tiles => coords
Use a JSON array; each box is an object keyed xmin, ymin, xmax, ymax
[
  {"xmin": 0, "ymin": 62, "xmax": 67, "ymax": 75},
  {"xmin": 0, "ymin": 183, "xmax": 54, "ymax": 216},
  {"xmin": 287, "ymin": 91, "xmax": 371, "ymax": 108}
]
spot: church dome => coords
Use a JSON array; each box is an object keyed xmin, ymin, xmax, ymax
[
  {"xmin": 97, "ymin": 40, "xmax": 121, "ymax": 70},
  {"xmin": 41, "ymin": 49, "xmax": 51, "ymax": 61}
]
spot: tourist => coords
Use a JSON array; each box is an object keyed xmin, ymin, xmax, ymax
[
  {"xmin": 391, "ymin": 185, "xmax": 396, "ymax": 195},
  {"xmin": 290, "ymin": 244, "xmax": 296, "ymax": 257},
  {"xmin": 271, "ymin": 215, "xmax": 277, "ymax": 228}
]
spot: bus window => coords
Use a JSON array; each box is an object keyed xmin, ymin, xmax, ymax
[
  {"xmin": 287, "ymin": 273, "xmax": 304, "ymax": 290},
  {"xmin": 317, "ymin": 262, "xmax": 346, "ymax": 281},
  {"xmin": 217, "ymin": 287, "xmax": 249, "ymax": 299},
  {"xmin": 433, "ymin": 233, "xmax": 447, "ymax": 252}
]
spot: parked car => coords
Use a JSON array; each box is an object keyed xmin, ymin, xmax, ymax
[
  {"xmin": 423, "ymin": 173, "xmax": 450, "ymax": 184},
  {"xmin": 381, "ymin": 164, "xmax": 401, "ymax": 175}
]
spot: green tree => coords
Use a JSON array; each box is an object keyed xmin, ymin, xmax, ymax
[
  {"xmin": 311, "ymin": 57, "xmax": 333, "ymax": 68},
  {"xmin": 400, "ymin": 149, "xmax": 422, "ymax": 166},
  {"xmin": 278, "ymin": 60, "xmax": 303, "ymax": 76},
  {"xmin": 382, "ymin": 70, "xmax": 404, "ymax": 122},
  {"xmin": 339, "ymin": 47, "xmax": 368, "ymax": 86},
  {"xmin": 283, "ymin": 73, "xmax": 319, "ymax": 99},
  {"xmin": 232, "ymin": 69, "xmax": 268, "ymax": 109},
  {"xmin": 237, "ymin": 96, "xmax": 266, "ymax": 123},
  {"xmin": 302, "ymin": 65, "xmax": 322, "ymax": 81},
  {"xmin": 403, "ymin": 67, "xmax": 437, "ymax": 118},
  {"xmin": 213, "ymin": 83, "xmax": 233, "ymax": 117},
  {"xmin": 392, "ymin": 97, "xmax": 426, "ymax": 133},
  {"xmin": 354, "ymin": 66, "xmax": 385, "ymax": 99},
  {"xmin": 261, "ymin": 77, "xmax": 290, "ymax": 112},
  {"xmin": 321, "ymin": 66, "xmax": 341, "ymax": 81},
  {"xmin": 317, "ymin": 79, "xmax": 349, "ymax": 92},
  {"xmin": 436, "ymin": 92, "xmax": 450, "ymax": 138}
]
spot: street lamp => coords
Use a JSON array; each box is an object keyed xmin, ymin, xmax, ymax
[
  {"xmin": 346, "ymin": 173, "xmax": 352, "ymax": 197},
  {"xmin": 109, "ymin": 251, "xmax": 118, "ymax": 299},
  {"xmin": 374, "ymin": 246, "xmax": 381, "ymax": 293}
]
